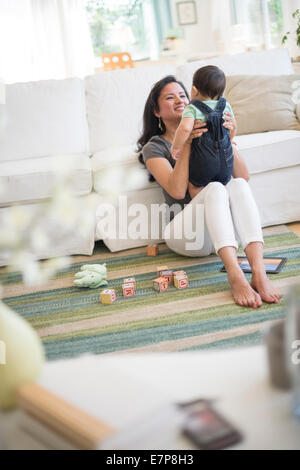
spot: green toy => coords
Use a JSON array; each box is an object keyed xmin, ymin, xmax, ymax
[{"xmin": 74, "ymin": 263, "xmax": 108, "ymax": 289}]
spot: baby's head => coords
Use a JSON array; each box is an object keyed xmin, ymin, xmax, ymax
[{"xmin": 192, "ymin": 65, "xmax": 226, "ymax": 100}]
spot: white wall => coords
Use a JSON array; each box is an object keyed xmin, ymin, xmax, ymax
[
  {"xmin": 170, "ymin": 0, "xmax": 233, "ymax": 56},
  {"xmin": 170, "ymin": 0, "xmax": 300, "ymax": 60},
  {"xmin": 282, "ymin": 0, "xmax": 300, "ymax": 59}
]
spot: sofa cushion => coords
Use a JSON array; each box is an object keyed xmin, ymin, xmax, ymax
[
  {"xmin": 225, "ymin": 74, "xmax": 300, "ymax": 135},
  {"xmin": 176, "ymin": 48, "xmax": 294, "ymax": 94},
  {"xmin": 95, "ymin": 186, "xmax": 165, "ymax": 251},
  {"xmin": 235, "ymin": 130, "xmax": 300, "ymax": 175},
  {"xmin": 92, "ymin": 146, "xmax": 153, "ymax": 194},
  {"xmin": 0, "ymin": 153, "xmax": 92, "ymax": 206},
  {"xmin": 85, "ymin": 64, "xmax": 176, "ymax": 153},
  {"xmin": 0, "ymin": 78, "xmax": 89, "ymax": 162},
  {"xmin": 249, "ymin": 165, "xmax": 300, "ymax": 228},
  {"xmin": 92, "ymin": 145, "xmax": 138, "ymax": 170}
]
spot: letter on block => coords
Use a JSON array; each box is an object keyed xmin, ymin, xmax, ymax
[
  {"xmin": 153, "ymin": 277, "xmax": 168, "ymax": 292},
  {"xmin": 160, "ymin": 269, "xmax": 173, "ymax": 284},
  {"xmin": 100, "ymin": 289, "xmax": 116, "ymax": 304},
  {"xmin": 146, "ymin": 245, "xmax": 159, "ymax": 257},
  {"xmin": 174, "ymin": 275, "xmax": 189, "ymax": 289},
  {"xmin": 122, "ymin": 283, "xmax": 135, "ymax": 298},
  {"xmin": 123, "ymin": 277, "xmax": 136, "ymax": 290}
]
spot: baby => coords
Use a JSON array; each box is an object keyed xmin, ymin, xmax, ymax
[{"xmin": 171, "ymin": 65, "xmax": 234, "ymax": 198}]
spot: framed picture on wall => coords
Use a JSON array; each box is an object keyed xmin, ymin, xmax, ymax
[{"xmin": 177, "ymin": 1, "xmax": 197, "ymax": 26}]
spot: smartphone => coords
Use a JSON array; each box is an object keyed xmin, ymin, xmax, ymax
[{"xmin": 178, "ymin": 399, "xmax": 243, "ymax": 450}]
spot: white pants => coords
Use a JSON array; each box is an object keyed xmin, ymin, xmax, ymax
[{"xmin": 164, "ymin": 178, "xmax": 264, "ymax": 257}]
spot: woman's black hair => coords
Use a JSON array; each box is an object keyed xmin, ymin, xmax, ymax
[{"xmin": 136, "ymin": 75, "xmax": 189, "ymax": 181}]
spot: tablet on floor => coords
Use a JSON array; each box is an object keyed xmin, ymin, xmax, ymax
[{"xmin": 220, "ymin": 256, "xmax": 287, "ymax": 274}]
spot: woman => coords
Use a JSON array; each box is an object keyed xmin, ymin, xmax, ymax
[{"xmin": 137, "ymin": 75, "xmax": 281, "ymax": 308}]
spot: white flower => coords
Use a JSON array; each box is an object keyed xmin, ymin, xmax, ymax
[
  {"xmin": 23, "ymin": 259, "xmax": 40, "ymax": 286},
  {"xmin": 0, "ymin": 229, "xmax": 20, "ymax": 248},
  {"xmin": 0, "ymin": 146, "xmax": 93, "ymax": 286},
  {"xmin": 9, "ymin": 206, "xmax": 32, "ymax": 231},
  {"xmin": 47, "ymin": 186, "xmax": 78, "ymax": 229},
  {"xmin": 38, "ymin": 257, "xmax": 71, "ymax": 283},
  {"xmin": 94, "ymin": 163, "xmax": 147, "ymax": 200},
  {"xmin": 30, "ymin": 227, "xmax": 49, "ymax": 252},
  {"xmin": 51, "ymin": 156, "xmax": 75, "ymax": 184},
  {"xmin": 10, "ymin": 251, "xmax": 40, "ymax": 286},
  {"xmin": 0, "ymin": 206, "xmax": 32, "ymax": 249},
  {"xmin": 77, "ymin": 210, "xmax": 95, "ymax": 237},
  {"xmin": 97, "ymin": 166, "xmax": 124, "ymax": 199},
  {"xmin": 124, "ymin": 167, "xmax": 148, "ymax": 192}
]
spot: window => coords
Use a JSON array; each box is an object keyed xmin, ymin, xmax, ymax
[
  {"xmin": 231, "ymin": 0, "xmax": 284, "ymax": 50},
  {"xmin": 267, "ymin": 0, "xmax": 284, "ymax": 46},
  {"xmin": 85, "ymin": 0, "xmax": 173, "ymax": 64}
]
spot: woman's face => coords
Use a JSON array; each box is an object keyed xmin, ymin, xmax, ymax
[{"xmin": 155, "ymin": 82, "xmax": 189, "ymax": 122}]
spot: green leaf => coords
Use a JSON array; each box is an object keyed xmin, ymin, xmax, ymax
[{"xmin": 282, "ymin": 31, "xmax": 290, "ymax": 45}]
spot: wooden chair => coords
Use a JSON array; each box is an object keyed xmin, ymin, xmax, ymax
[{"xmin": 101, "ymin": 52, "xmax": 134, "ymax": 71}]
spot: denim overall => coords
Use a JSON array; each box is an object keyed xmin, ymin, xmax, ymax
[{"xmin": 189, "ymin": 97, "xmax": 234, "ymax": 187}]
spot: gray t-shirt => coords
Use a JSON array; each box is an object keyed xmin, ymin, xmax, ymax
[{"xmin": 142, "ymin": 135, "xmax": 191, "ymax": 215}]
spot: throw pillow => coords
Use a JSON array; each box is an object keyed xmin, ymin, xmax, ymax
[{"xmin": 224, "ymin": 74, "xmax": 300, "ymax": 135}]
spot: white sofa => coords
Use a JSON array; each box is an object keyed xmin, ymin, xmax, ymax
[{"xmin": 0, "ymin": 48, "xmax": 299, "ymax": 262}]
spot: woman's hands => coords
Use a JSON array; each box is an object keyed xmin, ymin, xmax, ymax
[
  {"xmin": 185, "ymin": 115, "xmax": 237, "ymax": 145},
  {"xmin": 223, "ymin": 112, "xmax": 237, "ymax": 141},
  {"xmin": 185, "ymin": 115, "xmax": 236, "ymax": 145},
  {"xmin": 186, "ymin": 120, "xmax": 208, "ymax": 144}
]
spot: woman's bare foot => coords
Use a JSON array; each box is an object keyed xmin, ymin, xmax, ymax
[
  {"xmin": 228, "ymin": 270, "xmax": 262, "ymax": 308},
  {"xmin": 250, "ymin": 273, "xmax": 281, "ymax": 303}
]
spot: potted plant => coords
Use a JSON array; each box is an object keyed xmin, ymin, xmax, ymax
[{"xmin": 282, "ymin": 9, "xmax": 300, "ymax": 63}]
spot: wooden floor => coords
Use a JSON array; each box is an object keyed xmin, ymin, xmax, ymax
[{"xmin": 287, "ymin": 222, "xmax": 300, "ymax": 237}]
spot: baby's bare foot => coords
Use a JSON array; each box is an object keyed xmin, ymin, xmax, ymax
[
  {"xmin": 228, "ymin": 272, "xmax": 262, "ymax": 308},
  {"xmin": 250, "ymin": 273, "xmax": 282, "ymax": 304}
]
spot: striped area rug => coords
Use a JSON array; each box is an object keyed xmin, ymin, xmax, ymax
[{"xmin": 1, "ymin": 224, "xmax": 300, "ymax": 361}]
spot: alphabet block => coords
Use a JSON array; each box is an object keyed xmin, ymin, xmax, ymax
[
  {"xmin": 174, "ymin": 275, "xmax": 189, "ymax": 289},
  {"xmin": 160, "ymin": 269, "xmax": 173, "ymax": 284},
  {"xmin": 100, "ymin": 289, "xmax": 116, "ymax": 304},
  {"xmin": 122, "ymin": 283, "xmax": 135, "ymax": 298},
  {"xmin": 146, "ymin": 245, "xmax": 159, "ymax": 256},
  {"xmin": 157, "ymin": 265, "xmax": 169, "ymax": 277},
  {"xmin": 153, "ymin": 277, "xmax": 168, "ymax": 292}
]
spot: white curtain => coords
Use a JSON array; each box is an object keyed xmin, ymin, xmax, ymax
[
  {"xmin": 0, "ymin": 0, "xmax": 95, "ymax": 83},
  {"xmin": 210, "ymin": 0, "xmax": 232, "ymax": 53}
]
